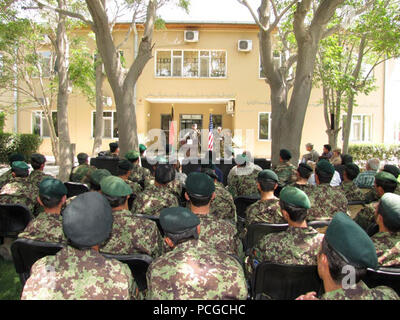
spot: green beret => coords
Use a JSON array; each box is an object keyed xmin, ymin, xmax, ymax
[
  {"xmin": 100, "ymin": 175, "xmax": 132, "ymax": 197},
  {"xmin": 280, "ymin": 186, "xmax": 311, "ymax": 209},
  {"xmin": 139, "ymin": 144, "xmax": 147, "ymax": 152},
  {"xmin": 186, "ymin": 172, "xmax": 215, "ymax": 197},
  {"xmin": 39, "ymin": 178, "xmax": 67, "ymax": 199},
  {"xmin": 77, "ymin": 153, "xmax": 88, "ymax": 162},
  {"xmin": 325, "ymin": 212, "xmax": 378, "ymax": 269},
  {"xmin": 375, "ymin": 171, "xmax": 399, "ymax": 184},
  {"xmin": 8, "ymin": 153, "xmax": 24, "ymax": 165},
  {"xmin": 316, "ymin": 159, "xmax": 335, "ymax": 175},
  {"xmin": 159, "ymin": 207, "xmax": 200, "ymax": 234},
  {"xmin": 280, "ymin": 149, "xmax": 292, "ymax": 161},
  {"xmin": 90, "ymin": 169, "xmax": 111, "ymax": 186},
  {"xmin": 31, "ymin": 153, "xmax": 46, "ymax": 165},
  {"xmin": 379, "ymin": 193, "xmax": 400, "ymax": 228},
  {"xmin": 345, "ymin": 163, "xmax": 360, "ymax": 177},
  {"xmin": 258, "ymin": 169, "xmax": 279, "ymax": 183},
  {"xmin": 125, "ymin": 150, "xmax": 140, "ymax": 162},
  {"xmin": 383, "ymin": 165, "xmax": 400, "ymax": 179},
  {"xmin": 297, "ymin": 163, "xmax": 313, "ymax": 178},
  {"xmin": 118, "ymin": 159, "xmax": 133, "ymax": 171},
  {"xmin": 11, "ymin": 161, "xmax": 29, "ymax": 170},
  {"xmin": 63, "ymin": 192, "xmax": 113, "ymax": 247}
]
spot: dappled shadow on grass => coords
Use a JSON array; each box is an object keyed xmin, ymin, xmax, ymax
[{"xmin": 0, "ymin": 257, "xmax": 22, "ymax": 300}]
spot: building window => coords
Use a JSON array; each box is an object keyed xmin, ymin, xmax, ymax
[
  {"xmin": 32, "ymin": 111, "xmax": 58, "ymax": 137},
  {"xmin": 92, "ymin": 111, "xmax": 119, "ymax": 139},
  {"xmin": 36, "ymin": 51, "xmax": 53, "ymax": 78},
  {"xmin": 0, "ymin": 53, "xmax": 3, "ymax": 76},
  {"xmin": 259, "ymin": 112, "xmax": 272, "ymax": 140},
  {"xmin": 155, "ymin": 50, "xmax": 226, "ymax": 78},
  {"xmin": 342, "ymin": 114, "xmax": 372, "ymax": 142}
]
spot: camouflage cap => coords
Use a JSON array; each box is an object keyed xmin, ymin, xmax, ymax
[
  {"xmin": 139, "ymin": 144, "xmax": 147, "ymax": 152},
  {"xmin": 39, "ymin": 178, "xmax": 67, "ymax": 199},
  {"xmin": 383, "ymin": 165, "xmax": 400, "ymax": 179},
  {"xmin": 118, "ymin": 159, "xmax": 133, "ymax": 171},
  {"xmin": 279, "ymin": 186, "xmax": 311, "ymax": 209},
  {"xmin": 11, "ymin": 161, "xmax": 29, "ymax": 170},
  {"xmin": 90, "ymin": 169, "xmax": 111, "ymax": 186},
  {"xmin": 159, "ymin": 207, "xmax": 200, "ymax": 234},
  {"xmin": 280, "ymin": 149, "xmax": 292, "ymax": 161},
  {"xmin": 100, "ymin": 175, "xmax": 132, "ymax": 197},
  {"xmin": 379, "ymin": 193, "xmax": 400, "ymax": 228},
  {"xmin": 63, "ymin": 192, "xmax": 113, "ymax": 247},
  {"xmin": 375, "ymin": 171, "xmax": 399, "ymax": 184},
  {"xmin": 186, "ymin": 172, "xmax": 215, "ymax": 197},
  {"xmin": 258, "ymin": 169, "xmax": 279, "ymax": 183},
  {"xmin": 31, "ymin": 153, "xmax": 46, "ymax": 165},
  {"xmin": 325, "ymin": 212, "xmax": 378, "ymax": 269},
  {"xmin": 8, "ymin": 153, "xmax": 25, "ymax": 164},
  {"xmin": 345, "ymin": 163, "xmax": 360, "ymax": 177},
  {"xmin": 125, "ymin": 150, "xmax": 140, "ymax": 162},
  {"xmin": 316, "ymin": 159, "xmax": 335, "ymax": 175},
  {"xmin": 77, "ymin": 153, "xmax": 88, "ymax": 162}
]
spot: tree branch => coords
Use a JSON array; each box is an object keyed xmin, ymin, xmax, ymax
[{"xmin": 237, "ymin": 0, "xmax": 267, "ymax": 31}]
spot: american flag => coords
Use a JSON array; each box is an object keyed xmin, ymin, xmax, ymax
[{"xmin": 208, "ymin": 114, "xmax": 213, "ymax": 151}]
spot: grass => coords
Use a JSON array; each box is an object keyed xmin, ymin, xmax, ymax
[{"xmin": 0, "ymin": 256, "xmax": 22, "ymax": 300}]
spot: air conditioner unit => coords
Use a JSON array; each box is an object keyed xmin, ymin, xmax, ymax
[
  {"xmin": 184, "ymin": 30, "xmax": 199, "ymax": 42},
  {"xmin": 103, "ymin": 96, "xmax": 113, "ymax": 107},
  {"xmin": 238, "ymin": 40, "xmax": 252, "ymax": 52},
  {"xmin": 226, "ymin": 100, "xmax": 235, "ymax": 114}
]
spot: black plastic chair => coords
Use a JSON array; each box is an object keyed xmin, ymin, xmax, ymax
[
  {"xmin": 251, "ymin": 262, "xmax": 322, "ymax": 300},
  {"xmin": 101, "ymin": 253, "xmax": 153, "ymax": 292},
  {"xmin": 0, "ymin": 204, "xmax": 33, "ymax": 238},
  {"xmin": 308, "ymin": 220, "xmax": 331, "ymax": 233},
  {"xmin": 64, "ymin": 182, "xmax": 89, "ymax": 198},
  {"xmin": 90, "ymin": 157, "xmax": 120, "ymax": 176},
  {"xmin": 364, "ymin": 267, "xmax": 400, "ymax": 296},
  {"xmin": 254, "ymin": 158, "xmax": 271, "ymax": 170},
  {"xmin": 136, "ymin": 214, "xmax": 163, "ymax": 237},
  {"xmin": 245, "ymin": 223, "xmax": 288, "ymax": 254},
  {"xmin": 11, "ymin": 238, "xmax": 65, "ymax": 286}
]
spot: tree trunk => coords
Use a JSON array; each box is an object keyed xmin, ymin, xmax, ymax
[
  {"xmin": 92, "ymin": 59, "xmax": 105, "ymax": 157},
  {"xmin": 342, "ymin": 94, "xmax": 355, "ymax": 154},
  {"xmin": 55, "ymin": 0, "xmax": 73, "ymax": 182}
]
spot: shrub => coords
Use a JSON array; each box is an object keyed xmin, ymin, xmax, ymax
[
  {"xmin": 0, "ymin": 133, "xmax": 42, "ymax": 164},
  {"xmin": 0, "ymin": 112, "xmax": 5, "ymax": 133},
  {"xmin": 348, "ymin": 144, "xmax": 400, "ymax": 168}
]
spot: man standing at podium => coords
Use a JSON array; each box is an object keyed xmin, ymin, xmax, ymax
[{"xmin": 182, "ymin": 123, "xmax": 201, "ymax": 157}]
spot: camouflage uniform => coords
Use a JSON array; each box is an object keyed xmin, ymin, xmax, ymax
[
  {"xmin": 100, "ymin": 209, "xmax": 163, "ymax": 258},
  {"xmin": 129, "ymin": 165, "xmax": 152, "ymax": 187},
  {"xmin": 227, "ymin": 165, "xmax": 261, "ymax": 198},
  {"xmin": 320, "ymin": 281, "xmax": 399, "ymax": 300},
  {"xmin": 70, "ymin": 164, "xmax": 95, "ymax": 184},
  {"xmin": 354, "ymin": 202, "xmax": 377, "ymax": 231},
  {"xmin": 0, "ymin": 169, "xmax": 13, "ymax": 189},
  {"xmin": 365, "ymin": 186, "xmax": 400, "ymax": 203},
  {"xmin": 28, "ymin": 170, "xmax": 53, "ymax": 188},
  {"xmin": 0, "ymin": 177, "xmax": 39, "ymax": 214},
  {"xmin": 245, "ymin": 198, "xmax": 285, "ymax": 227},
  {"xmin": 274, "ymin": 162, "xmax": 297, "ymax": 188},
  {"xmin": 131, "ymin": 184, "xmax": 179, "ymax": 217},
  {"xmin": 342, "ymin": 181, "xmax": 365, "ymax": 202},
  {"xmin": 146, "ymin": 176, "xmax": 182, "ymax": 200},
  {"xmin": 306, "ymin": 184, "xmax": 348, "ymax": 221},
  {"xmin": 103, "ymin": 151, "xmax": 119, "ymax": 158},
  {"xmin": 209, "ymin": 182, "xmax": 237, "ymax": 223},
  {"xmin": 18, "ymin": 212, "xmax": 66, "ymax": 244},
  {"xmin": 122, "ymin": 179, "xmax": 142, "ymax": 196},
  {"xmin": 21, "ymin": 246, "xmax": 139, "ymax": 300},
  {"xmin": 372, "ymin": 232, "xmax": 400, "ymax": 267},
  {"xmin": 146, "ymin": 240, "xmax": 248, "ymax": 300}
]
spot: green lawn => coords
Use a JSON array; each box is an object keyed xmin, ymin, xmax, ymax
[{"xmin": 0, "ymin": 257, "xmax": 22, "ymax": 300}]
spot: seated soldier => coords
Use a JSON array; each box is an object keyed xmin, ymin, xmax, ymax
[
  {"xmin": 245, "ymin": 170, "xmax": 284, "ymax": 229},
  {"xmin": 203, "ymin": 168, "xmax": 236, "ymax": 224},
  {"xmin": 88, "ymin": 169, "xmax": 111, "ymax": 192},
  {"xmin": 70, "ymin": 153, "xmax": 95, "ymax": 184},
  {"xmin": 184, "ymin": 172, "xmax": 242, "ymax": 258},
  {"xmin": 292, "ymin": 163, "xmax": 315, "ymax": 194},
  {"xmin": 0, "ymin": 153, "xmax": 25, "ymax": 189},
  {"xmin": 146, "ymin": 207, "xmax": 248, "ymax": 300},
  {"xmin": 334, "ymin": 154, "xmax": 353, "ymax": 182},
  {"xmin": 247, "ymin": 187, "xmax": 323, "ymax": 278},
  {"xmin": 342, "ymin": 163, "xmax": 365, "ymax": 202},
  {"xmin": 371, "ymin": 193, "xmax": 400, "ymax": 267},
  {"xmin": 99, "ymin": 176, "xmax": 163, "ymax": 258},
  {"xmin": 302, "ymin": 143, "xmax": 320, "ymax": 163},
  {"xmin": 354, "ymin": 171, "xmax": 398, "ymax": 231},
  {"xmin": 273, "ymin": 149, "xmax": 297, "ymax": 193},
  {"xmin": 103, "ymin": 142, "xmax": 119, "ymax": 158},
  {"xmin": 306, "ymin": 160, "xmax": 348, "ymax": 221},
  {"xmin": 28, "ymin": 153, "xmax": 53, "ymax": 187},
  {"xmin": 297, "ymin": 212, "xmax": 399, "ymax": 300},
  {"xmin": 330, "ymin": 148, "xmax": 342, "ymax": 166},
  {"xmin": 21, "ymin": 192, "xmax": 139, "ymax": 300},
  {"xmin": 18, "ymin": 178, "xmax": 67, "ymax": 244},
  {"xmin": 364, "ymin": 165, "xmax": 400, "ymax": 203},
  {"xmin": 131, "ymin": 164, "xmax": 179, "ymax": 216},
  {"xmin": 117, "ymin": 159, "xmax": 142, "ymax": 196},
  {"xmin": 354, "ymin": 158, "xmax": 380, "ymax": 189},
  {"xmin": 125, "ymin": 150, "xmax": 151, "ymax": 188},
  {"xmin": 227, "ymin": 152, "xmax": 262, "ymax": 198}
]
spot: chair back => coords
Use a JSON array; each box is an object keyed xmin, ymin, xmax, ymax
[
  {"xmin": 245, "ymin": 223, "xmax": 288, "ymax": 254},
  {"xmin": 364, "ymin": 267, "xmax": 400, "ymax": 296},
  {"xmin": 0, "ymin": 204, "xmax": 32, "ymax": 237},
  {"xmin": 64, "ymin": 182, "xmax": 89, "ymax": 198},
  {"xmin": 251, "ymin": 262, "xmax": 322, "ymax": 300},
  {"xmin": 90, "ymin": 157, "xmax": 119, "ymax": 175},
  {"xmin": 308, "ymin": 220, "xmax": 331, "ymax": 234},
  {"xmin": 101, "ymin": 253, "xmax": 153, "ymax": 291},
  {"xmin": 11, "ymin": 238, "xmax": 65, "ymax": 285},
  {"xmin": 234, "ymin": 195, "xmax": 261, "ymax": 221},
  {"xmin": 254, "ymin": 158, "xmax": 271, "ymax": 170}
]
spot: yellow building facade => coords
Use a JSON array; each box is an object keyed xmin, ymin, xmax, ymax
[{"xmin": 4, "ymin": 22, "xmax": 387, "ymax": 159}]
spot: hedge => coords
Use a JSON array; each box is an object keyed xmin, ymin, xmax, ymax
[
  {"xmin": 348, "ymin": 144, "xmax": 400, "ymax": 165},
  {"xmin": 0, "ymin": 133, "xmax": 42, "ymax": 164}
]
